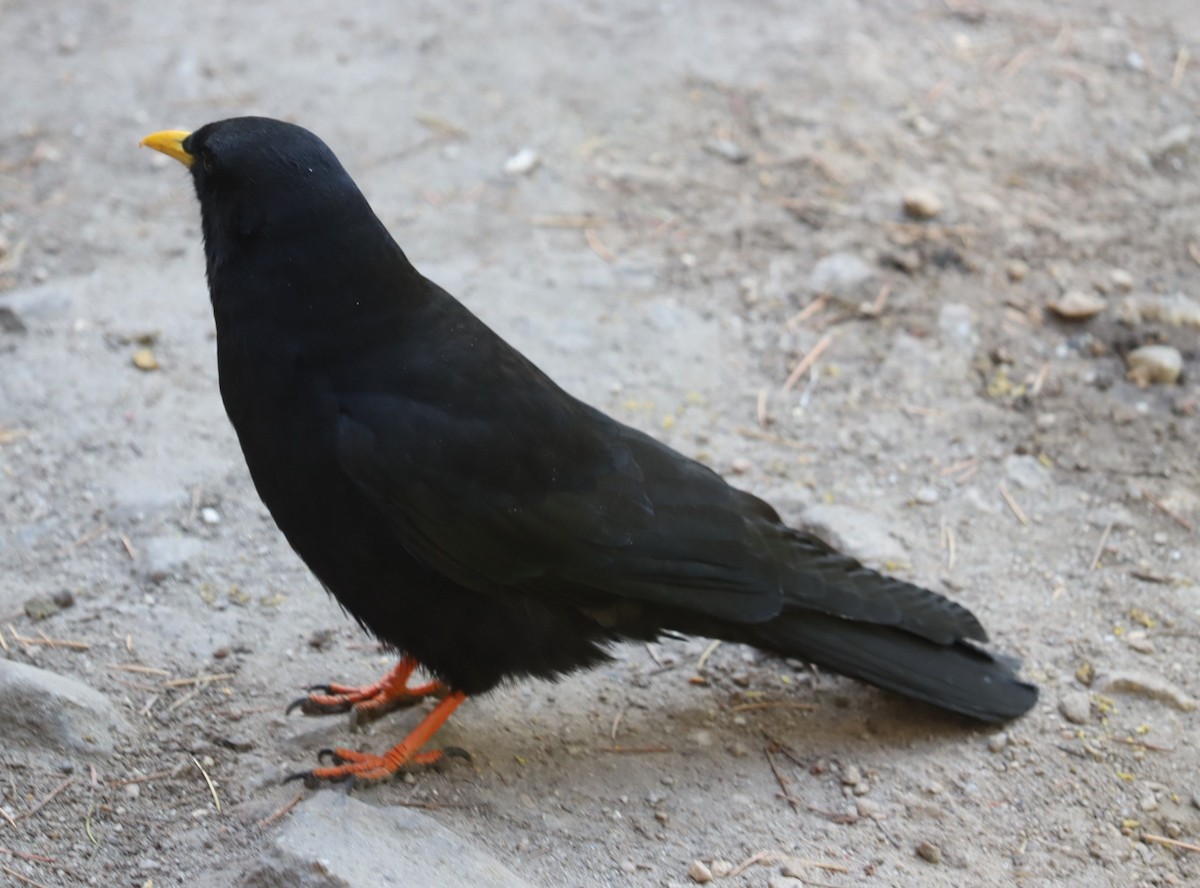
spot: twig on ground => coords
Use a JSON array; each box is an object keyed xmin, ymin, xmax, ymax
[
  {"xmin": 782, "ymin": 333, "xmax": 833, "ymax": 393},
  {"xmin": 191, "ymin": 756, "xmax": 222, "ymax": 814},
  {"xmin": 258, "ymin": 791, "xmax": 304, "ymax": 828},
  {"xmin": 998, "ymin": 482, "xmax": 1030, "ymax": 526},
  {"xmin": 19, "ymin": 777, "xmax": 74, "ymax": 821},
  {"xmin": 1135, "ymin": 483, "xmax": 1193, "ymax": 531},
  {"xmin": 1089, "ymin": 521, "xmax": 1114, "ymax": 571},
  {"xmin": 1143, "ymin": 833, "xmax": 1200, "ymax": 854}
]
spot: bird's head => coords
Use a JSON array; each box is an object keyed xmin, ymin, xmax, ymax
[{"xmin": 141, "ymin": 117, "xmax": 374, "ymax": 279}]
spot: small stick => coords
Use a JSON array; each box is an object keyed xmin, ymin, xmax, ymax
[
  {"xmin": 0, "ymin": 848, "xmax": 56, "ymax": 865},
  {"xmin": 108, "ymin": 769, "xmax": 177, "ymax": 787},
  {"xmin": 859, "ymin": 282, "xmax": 891, "ymax": 317},
  {"xmin": 84, "ymin": 803, "xmax": 99, "ymax": 848},
  {"xmin": 735, "ymin": 426, "xmax": 807, "ymax": 450},
  {"xmin": 66, "ymin": 522, "xmax": 108, "ymax": 550},
  {"xmin": 162, "ymin": 672, "xmax": 235, "ymax": 688},
  {"xmin": 0, "ymin": 629, "xmax": 8, "ymax": 653},
  {"xmin": 168, "ymin": 687, "xmax": 202, "ymax": 713},
  {"xmin": 764, "ymin": 745, "xmax": 798, "ymax": 812},
  {"xmin": 584, "ymin": 228, "xmax": 616, "ymax": 263},
  {"xmin": 1, "ymin": 864, "xmax": 50, "ymax": 888},
  {"xmin": 1089, "ymin": 521, "xmax": 1114, "ymax": 571},
  {"xmin": 530, "ymin": 214, "xmax": 604, "ymax": 229},
  {"xmin": 940, "ymin": 518, "xmax": 957, "ymax": 572},
  {"xmin": 1171, "ymin": 47, "xmax": 1190, "ymax": 90},
  {"xmin": 610, "ymin": 706, "xmax": 627, "ymax": 741},
  {"xmin": 785, "ymin": 295, "xmax": 828, "ymax": 329},
  {"xmin": 1030, "ymin": 362, "xmax": 1050, "ymax": 397},
  {"xmin": 1135, "ymin": 483, "xmax": 1193, "ymax": 531},
  {"xmin": 782, "ymin": 333, "xmax": 833, "ymax": 393},
  {"xmin": 727, "ymin": 850, "xmax": 772, "ymax": 878},
  {"xmin": 760, "ymin": 730, "xmax": 806, "ymax": 769},
  {"xmin": 941, "ymin": 457, "xmax": 978, "ymax": 477},
  {"xmin": 696, "ymin": 639, "xmax": 721, "ymax": 671},
  {"xmin": 7, "ymin": 628, "xmax": 90, "ymax": 650},
  {"xmin": 108, "ymin": 663, "xmax": 172, "ymax": 677},
  {"xmin": 119, "ymin": 534, "xmax": 137, "ymax": 561},
  {"xmin": 191, "ymin": 756, "xmax": 221, "ymax": 814},
  {"xmin": 731, "ymin": 701, "xmax": 817, "ymax": 713},
  {"xmin": 257, "ymin": 791, "xmax": 304, "ymax": 828},
  {"xmin": 0, "ymin": 808, "xmax": 16, "ymax": 828},
  {"xmin": 644, "ymin": 643, "xmax": 665, "ymax": 668},
  {"xmin": 19, "ymin": 776, "xmax": 74, "ymax": 821},
  {"xmin": 998, "ymin": 482, "xmax": 1030, "ymax": 526},
  {"xmin": 1143, "ymin": 833, "xmax": 1200, "ymax": 854},
  {"xmin": 756, "ymin": 387, "xmax": 769, "ymax": 429},
  {"xmin": 1189, "ymin": 242, "xmax": 1200, "ymax": 268},
  {"xmin": 596, "ymin": 745, "xmax": 671, "ymax": 754}
]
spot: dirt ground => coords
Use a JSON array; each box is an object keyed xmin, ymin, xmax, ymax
[{"xmin": 2, "ymin": 0, "xmax": 1199, "ymax": 885}]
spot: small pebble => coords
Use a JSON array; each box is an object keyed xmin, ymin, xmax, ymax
[
  {"xmin": 987, "ymin": 732, "xmax": 1009, "ymax": 753},
  {"xmin": 1059, "ymin": 690, "xmax": 1092, "ymax": 725},
  {"xmin": 903, "ymin": 188, "xmax": 943, "ymax": 219},
  {"xmin": 924, "ymin": 780, "xmax": 945, "ymax": 795},
  {"xmin": 730, "ymin": 457, "xmax": 751, "ymax": 475},
  {"xmin": 916, "ymin": 840, "xmax": 942, "ymax": 864},
  {"xmin": 132, "ymin": 348, "xmax": 159, "ymax": 371},
  {"xmin": 1006, "ymin": 259, "xmax": 1029, "ymax": 282},
  {"xmin": 841, "ymin": 765, "xmax": 862, "ymax": 786},
  {"xmin": 200, "ymin": 507, "xmax": 221, "ymax": 525},
  {"xmin": 1110, "ymin": 269, "xmax": 1134, "ymax": 292},
  {"xmin": 124, "ymin": 783, "xmax": 141, "ymax": 800},
  {"xmin": 51, "ymin": 590, "xmax": 75, "ymax": 609},
  {"xmin": 710, "ymin": 860, "xmax": 733, "ymax": 878},
  {"xmin": 728, "ymin": 741, "xmax": 749, "ymax": 758},
  {"xmin": 1126, "ymin": 345, "xmax": 1182, "ymax": 386},
  {"xmin": 619, "ymin": 861, "xmax": 637, "ymax": 874},
  {"xmin": 503, "ymin": 147, "xmax": 540, "ymax": 176},
  {"xmin": 913, "ymin": 486, "xmax": 939, "ymax": 505},
  {"xmin": 1191, "ymin": 792, "xmax": 1200, "ymax": 811},
  {"xmin": 1047, "ymin": 290, "xmax": 1106, "ymax": 320},
  {"xmin": 703, "ymin": 139, "xmax": 749, "ymax": 164},
  {"xmin": 856, "ymin": 797, "xmax": 882, "ymax": 818},
  {"xmin": 688, "ymin": 860, "xmax": 713, "ymax": 883}
]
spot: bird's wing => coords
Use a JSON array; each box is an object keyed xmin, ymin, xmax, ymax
[{"xmin": 333, "ymin": 389, "xmax": 789, "ymax": 623}]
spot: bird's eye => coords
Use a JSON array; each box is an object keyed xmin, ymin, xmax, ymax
[{"xmin": 201, "ymin": 151, "xmax": 214, "ymax": 174}]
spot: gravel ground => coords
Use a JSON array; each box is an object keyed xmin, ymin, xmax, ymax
[{"xmin": 2, "ymin": 1, "xmax": 1198, "ymax": 886}]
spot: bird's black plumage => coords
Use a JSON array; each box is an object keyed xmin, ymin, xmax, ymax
[{"xmin": 150, "ymin": 117, "xmax": 1037, "ymax": 735}]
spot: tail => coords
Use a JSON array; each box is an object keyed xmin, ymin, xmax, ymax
[
  {"xmin": 741, "ymin": 528, "xmax": 1039, "ymax": 722},
  {"xmin": 747, "ymin": 612, "xmax": 1038, "ymax": 722}
]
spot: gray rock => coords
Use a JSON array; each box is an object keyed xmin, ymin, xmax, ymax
[
  {"xmin": 808, "ymin": 253, "xmax": 874, "ymax": 300},
  {"xmin": 801, "ymin": 503, "xmax": 910, "ymax": 566},
  {"xmin": 245, "ymin": 792, "xmax": 535, "ymax": 887},
  {"xmin": 1059, "ymin": 690, "xmax": 1092, "ymax": 725},
  {"xmin": 141, "ymin": 535, "xmax": 206, "ymax": 582},
  {"xmin": 1004, "ymin": 455, "xmax": 1050, "ymax": 491},
  {"xmin": 0, "ymin": 659, "xmax": 133, "ymax": 759}
]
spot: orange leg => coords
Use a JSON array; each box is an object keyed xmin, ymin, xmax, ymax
[
  {"xmin": 288, "ymin": 690, "xmax": 469, "ymax": 785},
  {"xmin": 287, "ymin": 654, "xmax": 446, "ymax": 726}
]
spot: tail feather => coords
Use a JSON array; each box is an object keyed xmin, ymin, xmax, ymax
[{"xmin": 748, "ymin": 611, "xmax": 1038, "ymax": 723}]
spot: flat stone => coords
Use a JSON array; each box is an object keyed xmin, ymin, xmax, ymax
[
  {"xmin": 808, "ymin": 253, "xmax": 874, "ymax": 300},
  {"xmin": 244, "ymin": 792, "xmax": 536, "ymax": 887},
  {"xmin": 800, "ymin": 504, "xmax": 910, "ymax": 566},
  {"xmin": 1059, "ymin": 690, "xmax": 1092, "ymax": 725},
  {"xmin": 0, "ymin": 659, "xmax": 133, "ymax": 760},
  {"xmin": 141, "ymin": 535, "xmax": 206, "ymax": 582}
]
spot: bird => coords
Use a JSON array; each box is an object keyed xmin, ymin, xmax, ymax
[{"xmin": 140, "ymin": 117, "xmax": 1037, "ymax": 785}]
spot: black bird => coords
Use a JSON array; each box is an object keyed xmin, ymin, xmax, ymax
[{"xmin": 141, "ymin": 117, "xmax": 1037, "ymax": 784}]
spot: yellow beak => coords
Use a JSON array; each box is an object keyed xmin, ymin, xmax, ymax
[{"xmin": 140, "ymin": 130, "xmax": 194, "ymax": 167}]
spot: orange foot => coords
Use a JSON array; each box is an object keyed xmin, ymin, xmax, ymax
[
  {"xmin": 286, "ymin": 654, "xmax": 447, "ymax": 727},
  {"xmin": 286, "ymin": 689, "xmax": 469, "ymax": 786},
  {"xmin": 284, "ymin": 654, "xmax": 469, "ymax": 787}
]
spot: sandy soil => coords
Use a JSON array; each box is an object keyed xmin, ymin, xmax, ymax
[{"xmin": 2, "ymin": 0, "xmax": 1198, "ymax": 885}]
